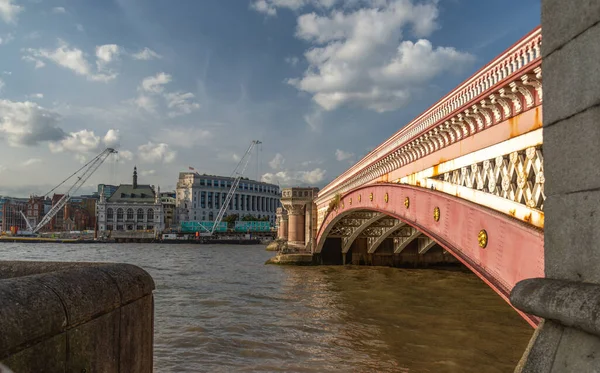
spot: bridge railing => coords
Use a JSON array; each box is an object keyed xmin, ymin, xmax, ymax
[{"xmin": 318, "ymin": 26, "xmax": 542, "ymax": 202}]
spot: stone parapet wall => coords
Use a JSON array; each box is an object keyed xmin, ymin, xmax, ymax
[{"xmin": 0, "ymin": 261, "xmax": 155, "ymax": 373}]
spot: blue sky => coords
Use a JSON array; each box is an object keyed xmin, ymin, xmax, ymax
[{"xmin": 0, "ymin": 0, "xmax": 540, "ymax": 197}]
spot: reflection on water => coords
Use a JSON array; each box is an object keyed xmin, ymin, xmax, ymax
[{"xmin": 0, "ymin": 243, "xmax": 532, "ymax": 372}]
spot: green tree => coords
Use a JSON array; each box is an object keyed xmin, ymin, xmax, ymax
[{"xmin": 223, "ymin": 214, "xmax": 239, "ymax": 228}]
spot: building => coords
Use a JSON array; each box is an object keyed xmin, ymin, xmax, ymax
[
  {"xmin": 160, "ymin": 191, "xmax": 176, "ymax": 228},
  {"xmin": 96, "ymin": 167, "xmax": 164, "ymax": 233},
  {"xmin": 0, "ymin": 197, "xmax": 28, "ymax": 232},
  {"xmin": 25, "ymin": 196, "xmax": 46, "ymax": 229},
  {"xmin": 98, "ymin": 184, "xmax": 118, "ymax": 199},
  {"xmin": 176, "ymin": 172, "xmax": 281, "ymax": 225}
]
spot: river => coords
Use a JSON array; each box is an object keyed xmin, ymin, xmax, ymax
[{"xmin": 0, "ymin": 243, "xmax": 532, "ymax": 372}]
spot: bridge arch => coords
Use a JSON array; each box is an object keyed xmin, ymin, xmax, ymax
[{"xmin": 315, "ymin": 183, "xmax": 543, "ymax": 327}]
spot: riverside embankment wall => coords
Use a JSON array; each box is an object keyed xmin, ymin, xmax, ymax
[{"xmin": 0, "ymin": 261, "xmax": 154, "ymax": 373}]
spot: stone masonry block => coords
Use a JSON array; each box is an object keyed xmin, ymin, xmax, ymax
[
  {"xmin": 119, "ymin": 295, "xmax": 154, "ymax": 373},
  {"xmin": 33, "ymin": 267, "xmax": 121, "ymax": 327},
  {"xmin": 542, "ymin": 0, "xmax": 600, "ymax": 56},
  {"xmin": 97, "ymin": 264, "xmax": 155, "ymax": 305},
  {"xmin": 67, "ymin": 310, "xmax": 120, "ymax": 373},
  {"xmin": 544, "ymin": 104, "xmax": 600, "ymax": 195},
  {"xmin": 0, "ymin": 277, "xmax": 66, "ymax": 358},
  {"xmin": 550, "ymin": 327, "xmax": 600, "ymax": 372},
  {"xmin": 515, "ymin": 320, "xmax": 563, "ymax": 373},
  {"xmin": 543, "ymin": 21, "xmax": 600, "ymax": 126},
  {"xmin": 1, "ymin": 333, "xmax": 66, "ymax": 373},
  {"xmin": 544, "ymin": 190, "xmax": 600, "ymax": 282}
]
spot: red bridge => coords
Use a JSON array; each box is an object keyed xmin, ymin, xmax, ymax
[{"xmin": 276, "ymin": 26, "xmax": 544, "ymax": 327}]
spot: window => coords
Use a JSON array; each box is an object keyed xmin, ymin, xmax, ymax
[
  {"xmin": 137, "ymin": 208, "xmax": 144, "ymax": 221},
  {"xmin": 107, "ymin": 208, "xmax": 114, "ymax": 220},
  {"xmin": 117, "ymin": 208, "xmax": 123, "ymax": 222},
  {"xmin": 147, "ymin": 208, "xmax": 154, "ymax": 221},
  {"xmin": 127, "ymin": 208, "xmax": 134, "ymax": 221}
]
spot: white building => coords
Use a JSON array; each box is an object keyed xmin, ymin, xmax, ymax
[
  {"xmin": 96, "ymin": 167, "xmax": 164, "ymax": 233},
  {"xmin": 176, "ymin": 172, "xmax": 280, "ymax": 225}
]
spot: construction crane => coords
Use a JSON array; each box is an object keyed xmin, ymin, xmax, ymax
[
  {"xmin": 193, "ymin": 140, "xmax": 262, "ymax": 237},
  {"xmin": 20, "ymin": 148, "xmax": 117, "ymax": 236}
]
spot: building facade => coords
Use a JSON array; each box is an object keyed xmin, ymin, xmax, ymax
[
  {"xmin": 176, "ymin": 172, "xmax": 281, "ymax": 225},
  {"xmin": 160, "ymin": 191, "xmax": 176, "ymax": 228},
  {"xmin": 0, "ymin": 197, "xmax": 28, "ymax": 232},
  {"xmin": 96, "ymin": 167, "xmax": 164, "ymax": 233}
]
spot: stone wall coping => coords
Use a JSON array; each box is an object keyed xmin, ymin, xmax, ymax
[
  {"xmin": 0, "ymin": 261, "xmax": 155, "ymax": 359},
  {"xmin": 511, "ymin": 278, "xmax": 600, "ymax": 337}
]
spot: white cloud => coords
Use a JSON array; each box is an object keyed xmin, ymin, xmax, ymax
[
  {"xmin": 49, "ymin": 129, "xmax": 101, "ymax": 153},
  {"xmin": 48, "ymin": 128, "xmax": 121, "ymax": 154},
  {"xmin": 0, "ymin": 99, "xmax": 65, "ymax": 146},
  {"xmin": 156, "ymin": 127, "xmax": 211, "ymax": 148},
  {"xmin": 2, "ymin": 71, "xmax": 10, "ymax": 75},
  {"xmin": 76, "ymin": 24, "xmax": 84, "ymax": 32},
  {"xmin": 261, "ymin": 167, "xmax": 326, "ymax": 186},
  {"xmin": 285, "ymin": 56, "xmax": 299, "ymax": 66},
  {"xmin": 138, "ymin": 142, "xmax": 176, "ymax": 164},
  {"xmin": 52, "ymin": 6, "xmax": 66, "ymax": 14},
  {"xmin": 24, "ymin": 31, "xmax": 41, "ymax": 40},
  {"xmin": 251, "ymin": 0, "xmax": 338, "ymax": 17},
  {"xmin": 164, "ymin": 91, "xmax": 200, "ymax": 117},
  {"xmin": 0, "ymin": 78, "xmax": 4, "ymax": 91},
  {"xmin": 22, "ymin": 158, "xmax": 41, "ymax": 166},
  {"xmin": 22, "ymin": 55, "xmax": 45, "ymax": 69},
  {"xmin": 141, "ymin": 169, "xmax": 156, "ymax": 177},
  {"xmin": 103, "ymin": 129, "xmax": 120, "ymax": 147},
  {"xmin": 132, "ymin": 95, "xmax": 157, "ymax": 113},
  {"xmin": 23, "ymin": 40, "xmax": 119, "ymax": 82},
  {"xmin": 269, "ymin": 153, "xmax": 285, "ymax": 169},
  {"xmin": 95, "ymin": 44, "xmax": 120, "ymax": 70},
  {"xmin": 119, "ymin": 150, "xmax": 134, "ymax": 161},
  {"xmin": 303, "ymin": 108, "xmax": 322, "ymax": 132},
  {"xmin": 335, "ymin": 149, "xmax": 353, "ymax": 161},
  {"xmin": 132, "ymin": 47, "xmax": 162, "ymax": 60},
  {"xmin": 140, "ymin": 72, "xmax": 171, "ymax": 93},
  {"xmin": 274, "ymin": 0, "xmax": 474, "ymax": 112},
  {"xmin": 27, "ymin": 93, "xmax": 43, "ymax": 99},
  {"xmin": 0, "ymin": 0, "xmax": 23, "ymax": 24}
]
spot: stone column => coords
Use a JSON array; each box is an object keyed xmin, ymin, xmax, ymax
[
  {"xmin": 286, "ymin": 204, "xmax": 306, "ymax": 247},
  {"xmin": 276, "ymin": 207, "xmax": 288, "ymax": 240},
  {"xmin": 511, "ymin": 4, "xmax": 600, "ymax": 371}
]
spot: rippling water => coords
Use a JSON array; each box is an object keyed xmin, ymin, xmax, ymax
[{"xmin": 0, "ymin": 243, "xmax": 532, "ymax": 372}]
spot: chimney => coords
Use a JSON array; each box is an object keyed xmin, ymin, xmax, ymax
[{"xmin": 133, "ymin": 166, "xmax": 138, "ymax": 188}]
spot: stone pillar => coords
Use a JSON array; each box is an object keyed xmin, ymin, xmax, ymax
[
  {"xmin": 511, "ymin": 4, "xmax": 600, "ymax": 371},
  {"xmin": 276, "ymin": 207, "xmax": 288, "ymax": 240},
  {"xmin": 286, "ymin": 205, "xmax": 306, "ymax": 247}
]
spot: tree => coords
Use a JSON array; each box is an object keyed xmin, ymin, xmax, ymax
[{"xmin": 223, "ymin": 214, "xmax": 239, "ymax": 228}]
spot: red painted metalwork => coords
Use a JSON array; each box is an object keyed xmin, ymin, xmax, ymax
[{"xmin": 315, "ymin": 183, "xmax": 544, "ymax": 328}]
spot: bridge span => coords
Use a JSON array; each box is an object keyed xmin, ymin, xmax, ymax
[{"xmin": 276, "ymin": 26, "xmax": 544, "ymax": 327}]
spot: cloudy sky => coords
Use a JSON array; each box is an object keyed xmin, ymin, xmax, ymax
[{"xmin": 0, "ymin": 0, "xmax": 539, "ymax": 197}]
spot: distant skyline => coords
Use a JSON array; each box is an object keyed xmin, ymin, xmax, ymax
[{"xmin": 0, "ymin": 0, "xmax": 540, "ymax": 197}]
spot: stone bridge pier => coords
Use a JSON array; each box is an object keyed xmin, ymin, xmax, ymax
[
  {"xmin": 278, "ymin": 187, "xmax": 319, "ymax": 251},
  {"xmin": 510, "ymin": 1, "xmax": 600, "ymax": 371}
]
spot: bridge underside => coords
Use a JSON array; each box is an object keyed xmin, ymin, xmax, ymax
[
  {"xmin": 318, "ymin": 210, "xmax": 460, "ymax": 268},
  {"xmin": 315, "ymin": 184, "xmax": 544, "ymax": 327}
]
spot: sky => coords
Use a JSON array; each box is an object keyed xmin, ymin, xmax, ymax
[{"xmin": 0, "ymin": 0, "xmax": 540, "ymax": 197}]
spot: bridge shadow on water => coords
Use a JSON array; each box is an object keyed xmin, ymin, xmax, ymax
[{"xmin": 312, "ymin": 238, "xmax": 532, "ymax": 372}]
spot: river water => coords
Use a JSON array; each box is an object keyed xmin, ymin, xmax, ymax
[{"xmin": 0, "ymin": 243, "xmax": 532, "ymax": 372}]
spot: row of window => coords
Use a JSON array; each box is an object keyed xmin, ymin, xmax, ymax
[
  {"xmin": 106, "ymin": 208, "xmax": 155, "ymax": 221},
  {"xmin": 184, "ymin": 194, "xmax": 280, "ymax": 213},
  {"xmin": 194, "ymin": 179, "xmax": 279, "ymax": 194},
  {"xmin": 105, "ymin": 224, "xmax": 154, "ymax": 231}
]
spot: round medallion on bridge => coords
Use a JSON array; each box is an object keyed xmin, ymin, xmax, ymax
[
  {"xmin": 349, "ymin": 198, "xmax": 352, "ymax": 205},
  {"xmin": 478, "ymin": 230, "xmax": 488, "ymax": 248},
  {"xmin": 358, "ymin": 194, "xmax": 361, "ymax": 202},
  {"xmin": 369, "ymin": 193, "xmax": 373, "ymax": 201},
  {"xmin": 384, "ymin": 193, "xmax": 389, "ymax": 203},
  {"xmin": 341, "ymin": 202, "xmax": 344, "ymax": 209},
  {"xmin": 433, "ymin": 207, "xmax": 440, "ymax": 222},
  {"xmin": 404, "ymin": 197, "xmax": 410, "ymax": 209}
]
